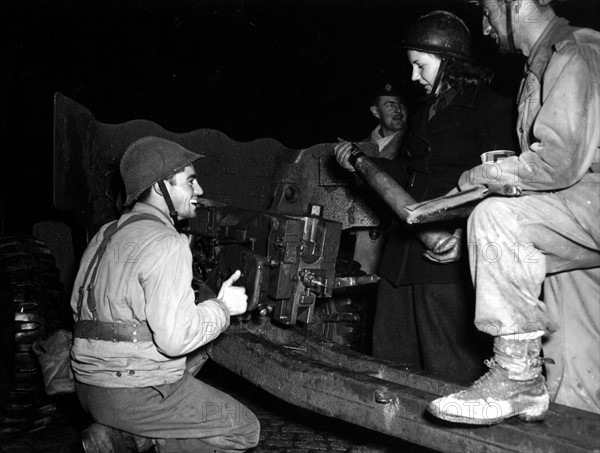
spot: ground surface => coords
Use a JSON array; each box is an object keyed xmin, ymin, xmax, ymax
[{"xmin": 0, "ymin": 360, "xmax": 435, "ymax": 453}]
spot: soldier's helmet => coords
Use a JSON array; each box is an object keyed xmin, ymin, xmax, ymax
[{"xmin": 120, "ymin": 136, "xmax": 203, "ymax": 206}]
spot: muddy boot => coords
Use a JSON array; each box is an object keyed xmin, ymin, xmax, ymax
[
  {"xmin": 81, "ymin": 423, "xmax": 155, "ymax": 453},
  {"xmin": 428, "ymin": 335, "xmax": 549, "ymax": 425}
]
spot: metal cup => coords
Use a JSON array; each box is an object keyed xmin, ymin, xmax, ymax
[{"xmin": 480, "ymin": 150, "xmax": 516, "ymax": 164}]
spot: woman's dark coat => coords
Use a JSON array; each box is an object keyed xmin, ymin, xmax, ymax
[{"xmin": 376, "ymin": 82, "xmax": 517, "ymax": 287}]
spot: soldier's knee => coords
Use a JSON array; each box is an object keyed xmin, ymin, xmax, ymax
[{"xmin": 469, "ymin": 198, "xmax": 514, "ymax": 230}]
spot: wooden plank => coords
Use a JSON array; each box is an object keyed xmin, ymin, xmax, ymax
[
  {"xmin": 244, "ymin": 321, "xmax": 600, "ymax": 445},
  {"xmin": 248, "ymin": 320, "xmax": 465, "ymax": 395},
  {"xmin": 208, "ymin": 324, "xmax": 600, "ymax": 453}
]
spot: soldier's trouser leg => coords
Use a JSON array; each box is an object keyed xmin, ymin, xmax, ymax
[
  {"xmin": 429, "ymin": 189, "xmax": 600, "ymax": 423},
  {"xmin": 544, "ymin": 268, "xmax": 600, "ymax": 413},
  {"xmin": 467, "ymin": 194, "xmax": 599, "ymax": 411},
  {"xmin": 76, "ymin": 372, "xmax": 260, "ymax": 452}
]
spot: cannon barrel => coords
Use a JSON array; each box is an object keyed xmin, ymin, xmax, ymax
[
  {"xmin": 347, "ymin": 148, "xmax": 453, "ymax": 253},
  {"xmin": 347, "ymin": 149, "xmax": 415, "ymax": 222}
]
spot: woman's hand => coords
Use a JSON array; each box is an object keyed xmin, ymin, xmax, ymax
[
  {"xmin": 422, "ymin": 228, "xmax": 462, "ymax": 264},
  {"xmin": 333, "ymin": 141, "xmax": 356, "ymax": 172}
]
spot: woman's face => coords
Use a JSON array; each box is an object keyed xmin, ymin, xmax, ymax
[{"xmin": 407, "ymin": 50, "xmax": 442, "ymax": 95}]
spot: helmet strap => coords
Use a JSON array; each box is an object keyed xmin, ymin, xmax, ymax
[
  {"xmin": 157, "ymin": 180, "xmax": 180, "ymax": 226},
  {"xmin": 429, "ymin": 57, "xmax": 448, "ymax": 99},
  {"xmin": 504, "ymin": 1, "xmax": 518, "ymax": 53}
]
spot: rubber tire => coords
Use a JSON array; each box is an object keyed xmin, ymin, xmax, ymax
[{"xmin": 0, "ymin": 235, "xmax": 65, "ymax": 438}]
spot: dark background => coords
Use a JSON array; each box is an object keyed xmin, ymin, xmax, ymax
[{"xmin": 1, "ymin": 0, "xmax": 599, "ymax": 235}]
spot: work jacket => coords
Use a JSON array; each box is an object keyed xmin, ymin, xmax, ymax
[
  {"xmin": 368, "ymin": 126, "xmax": 405, "ymax": 160},
  {"xmin": 377, "ymin": 82, "xmax": 517, "ymax": 285},
  {"xmin": 460, "ymin": 17, "xmax": 600, "ymax": 232},
  {"xmin": 70, "ymin": 202, "xmax": 230, "ymax": 388}
]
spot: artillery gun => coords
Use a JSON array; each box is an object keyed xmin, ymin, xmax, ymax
[{"xmin": 18, "ymin": 92, "xmax": 596, "ymax": 452}]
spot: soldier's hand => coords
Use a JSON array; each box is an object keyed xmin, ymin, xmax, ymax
[
  {"xmin": 334, "ymin": 141, "xmax": 356, "ymax": 172},
  {"xmin": 217, "ymin": 270, "xmax": 248, "ymax": 316},
  {"xmin": 423, "ymin": 228, "xmax": 462, "ymax": 264}
]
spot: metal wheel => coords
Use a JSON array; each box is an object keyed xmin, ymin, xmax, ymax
[{"xmin": 0, "ymin": 235, "xmax": 65, "ymax": 438}]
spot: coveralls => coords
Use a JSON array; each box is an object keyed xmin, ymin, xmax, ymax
[
  {"xmin": 372, "ymin": 82, "xmax": 516, "ymax": 382},
  {"xmin": 460, "ymin": 18, "xmax": 600, "ymax": 413},
  {"xmin": 70, "ymin": 202, "xmax": 260, "ymax": 452}
]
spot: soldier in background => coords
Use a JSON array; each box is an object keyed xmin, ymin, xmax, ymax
[{"xmin": 346, "ymin": 82, "xmax": 409, "ymax": 275}]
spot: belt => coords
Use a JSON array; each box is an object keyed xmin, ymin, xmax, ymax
[{"xmin": 74, "ymin": 320, "xmax": 153, "ymax": 343}]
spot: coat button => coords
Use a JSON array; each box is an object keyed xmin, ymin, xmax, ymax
[
  {"xmin": 116, "ymin": 371, "xmax": 122, "ymax": 377},
  {"xmin": 129, "ymin": 370, "xmax": 135, "ymax": 375}
]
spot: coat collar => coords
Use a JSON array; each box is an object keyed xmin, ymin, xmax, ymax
[
  {"xmin": 422, "ymin": 83, "xmax": 484, "ymax": 136},
  {"xmin": 526, "ymin": 17, "xmax": 571, "ymax": 80},
  {"xmin": 129, "ymin": 202, "xmax": 175, "ymax": 228}
]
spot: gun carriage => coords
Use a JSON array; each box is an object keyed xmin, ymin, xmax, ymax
[{"xmin": 46, "ymin": 93, "xmax": 599, "ymax": 453}]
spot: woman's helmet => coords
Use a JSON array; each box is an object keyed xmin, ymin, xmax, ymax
[{"xmin": 399, "ymin": 10, "xmax": 473, "ymax": 61}]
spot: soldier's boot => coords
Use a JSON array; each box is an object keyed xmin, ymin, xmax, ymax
[
  {"xmin": 428, "ymin": 335, "xmax": 550, "ymax": 425},
  {"xmin": 81, "ymin": 422, "xmax": 155, "ymax": 453}
]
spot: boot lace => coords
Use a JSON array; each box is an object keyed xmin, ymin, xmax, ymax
[{"xmin": 471, "ymin": 358, "xmax": 503, "ymax": 391}]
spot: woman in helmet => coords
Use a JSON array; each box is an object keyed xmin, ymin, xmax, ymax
[{"xmin": 339, "ymin": 11, "xmax": 518, "ymax": 382}]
